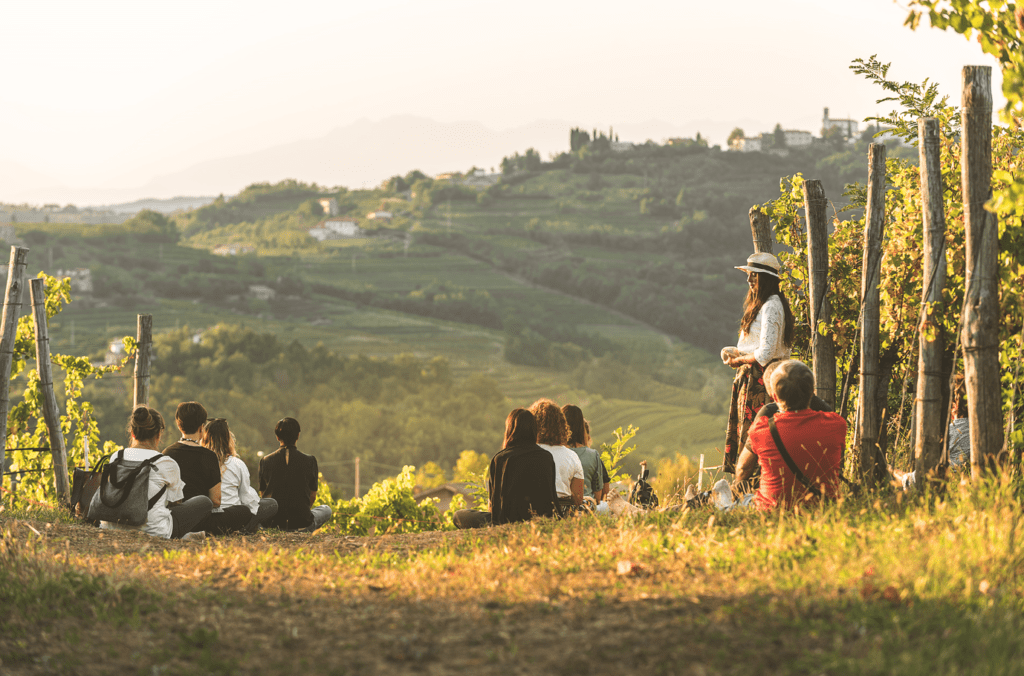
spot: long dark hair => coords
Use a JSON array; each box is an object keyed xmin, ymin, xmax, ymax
[
  {"xmin": 503, "ymin": 408, "xmax": 538, "ymax": 448},
  {"xmin": 562, "ymin": 404, "xmax": 587, "ymax": 446},
  {"xmin": 740, "ymin": 272, "xmax": 795, "ymax": 346}
]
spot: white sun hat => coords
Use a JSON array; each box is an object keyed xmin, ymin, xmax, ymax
[{"xmin": 734, "ymin": 252, "xmax": 781, "ymax": 278}]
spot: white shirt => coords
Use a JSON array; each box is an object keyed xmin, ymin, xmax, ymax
[
  {"xmin": 538, "ymin": 444, "xmax": 585, "ymax": 498},
  {"xmin": 736, "ymin": 295, "xmax": 790, "ymax": 365},
  {"xmin": 216, "ymin": 455, "xmax": 261, "ymax": 515},
  {"xmin": 99, "ymin": 447, "xmax": 184, "ymax": 540}
]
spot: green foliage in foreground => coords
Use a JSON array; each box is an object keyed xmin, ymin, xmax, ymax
[{"xmin": 5, "ymin": 478, "xmax": 1024, "ymax": 673}]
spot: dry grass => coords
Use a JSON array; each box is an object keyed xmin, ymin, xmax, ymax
[{"xmin": 3, "ymin": 480, "xmax": 1024, "ymax": 675}]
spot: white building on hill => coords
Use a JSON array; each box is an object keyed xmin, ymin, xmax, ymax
[
  {"xmin": 309, "ymin": 218, "xmax": 362, "ymax": 241},
  {"xmin": 784, "ymin": 130, "xmax": 813, "ymax": 147},
  {"xmin": 823, "ymin": 107, "xmax": 858, "ymax": 138}
]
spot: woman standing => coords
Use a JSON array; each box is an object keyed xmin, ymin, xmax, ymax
[
  {"xmin": 201, "ymin": 418, "xmax": 278, "ymax": 533},
  {"xmin": 721, "ymin": 252, "xmax": 795, "ymax": 475}
]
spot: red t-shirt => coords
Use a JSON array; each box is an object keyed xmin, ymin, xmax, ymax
[{"xmin": 748, "ymin": 408, "xmax": 846, "ymax": 510}]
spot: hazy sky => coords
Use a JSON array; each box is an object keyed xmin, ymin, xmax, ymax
[{"xmin": 0, "ymin": 0, "xmax": 1004, "ymax": 205}]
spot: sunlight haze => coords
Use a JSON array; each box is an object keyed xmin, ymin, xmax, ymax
[{"xmin": 0, "ymin": 0, "xmax": 1003, "ymax": 205}]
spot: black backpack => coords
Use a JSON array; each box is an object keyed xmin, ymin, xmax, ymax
[
  {"xmin": 87, "ymin": 450, "xmax": 167, "ymax": 526},
  {"xmin": 629, "ymin": 461, "xmax": 659, "ymax": 509}
]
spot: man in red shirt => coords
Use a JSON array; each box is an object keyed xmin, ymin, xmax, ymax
[{"xmin": 734, "ymin": 360, "xmax": 846, "ymax": 510}]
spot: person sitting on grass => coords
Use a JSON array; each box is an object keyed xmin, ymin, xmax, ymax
[
  {"xmin": 891, "ymin": 373, "xmax": 971, "ymax": 489},
  {"xmin": 201, "ymin": 418, "xmax": 278, "ymax": 533},
  {"xmin": 529, "ymin": 398, "xmax": 584, "ymax": 513},
  {"xmin": 585, "ymin": 419, "xmax": 613, "ymax": 502},
  {"xmin": 452, "ymin": 408, "xmax": 559, "ymax": 529},
  {"xmin": 731, "ymin": 360, "xmax": 846, "ymax": 510},
  {"xmin": 258, "ymin": 417, "xmax": 332, "ymax": 532},
  {"xmin": 100, "ymin": 405, "xmax": 211, "ymax": 541},
  {"xmin": 163, "ymin": 401, "xmax": 251, "ymax": 535},
  {"xmin": 562, "ymin": 404, "xmax": 603, "ymax": 505}
]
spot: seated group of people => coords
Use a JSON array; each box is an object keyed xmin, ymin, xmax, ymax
[
  {"xmin": 452, "ymin": 398, "xmax": 612, "ymax": 528},
  {"xmin": 100, "ymin": 402, "xmax": 332, "ymax": 540}
]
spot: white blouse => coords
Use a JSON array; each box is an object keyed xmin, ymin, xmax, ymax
[
  {"xmin": 99, "ymin": 448, "xmax": 184, "ymax": 539},
  {"xmin": 215, "ymin": 455, "xmax": 261, "ymax": 515},
  {"xmin": 736, "ymin": 295, "xmax": 790, "ymax": 365}
]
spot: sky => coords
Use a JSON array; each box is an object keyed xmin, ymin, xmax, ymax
[{"xmin": 0, "ymin": 0, "xmax": 1006, "ymax": 206}]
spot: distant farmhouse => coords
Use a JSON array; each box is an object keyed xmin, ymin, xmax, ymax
[
  {"xmin": 822, "ymin": 107, "xmax": 858, "ymax": 138},
  {"xmin": 309, "ymin": 217, "xmax": 362, "ymax": 241},
  {"xmin": 366, "ymin": 211, "xmax": 392, "ymax": 222},
  {"xmin": 213, "ymin": 244, "xmax": 256, "ymax": 256}
]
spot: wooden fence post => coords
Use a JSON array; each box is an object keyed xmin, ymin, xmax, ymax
[
  {"xmin": 29, "ymin": 278, "xmax": 70, "ymax": 505},
  {"xmin": 0, "ymin": 246, "xmax": 29, "ymax": 479},
  {"xmin": 915, "ymin": 119, "xmax": 949, "ymax": 480},
  {"xmin": 960, "ymin": 65, "xmax": 1003, "ymax": 476},
  {"xmin": 804, "ymin": 179, "xmax": 836, "ymax": 409},
  {"xmin": 749, "ymin": 206, "xmax": 773, "ymax": 254},
  {"xmin": 133, "ymin": 314, "xmax": 153, "ymax": 408},
  {"xmin": 858, "ymin": 145, "xmax": 887, "ymax": 486}
]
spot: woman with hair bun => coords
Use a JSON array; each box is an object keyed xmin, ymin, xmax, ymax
[
  {"xmin": 99, "ymin": 406, "xmax": 213, "ymax": 540},
  {"xmin": 201, "ymin": 418, "xmax": 278, "ymax": 533}
]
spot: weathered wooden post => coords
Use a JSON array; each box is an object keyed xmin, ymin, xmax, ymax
[
  {"xmin": 29, "ymin": 278, "xmax": 70, "ymax": 505},
  {"xmin": 0, "ymin": 246, "xmax": 29, "ymax": 479},
  {"xmin": 804, "ymin": 179, "xmax": 836, "ymax": 408},
  {"xmin": 749, "ymin": 206, "xmax": 773, "ymax": 254},
  {"xmin": 133, "ymin": 314, "xmax": 153, "ymax": 408},
  {"xmin": 960, "ymin": 65, "xmax": 1003, "ymax": 476},
  {"xmin": 915, "ymin": 119, "xmax": 949, "ymax": 480},
  {"xmin": 354, "ymin": 456, "xmax": 361, "ymax": 498},
  {"xmin": 858, "ymin": 144, "xmax": 887, "ymax": 486}
]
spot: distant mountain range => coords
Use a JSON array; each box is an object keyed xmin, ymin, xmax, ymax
[{"xmin": 4, "ymin": 115, "xmax": 769, "ymax": 208}]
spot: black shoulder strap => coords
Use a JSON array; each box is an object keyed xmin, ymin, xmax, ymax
[{"xmin": 767, "ymin": 416, "xmax": 825, "ymax": 500}]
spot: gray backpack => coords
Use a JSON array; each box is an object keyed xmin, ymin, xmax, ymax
[{"xmin": 87, "ymin": 450, "xmax": 167, "ymax": 526}]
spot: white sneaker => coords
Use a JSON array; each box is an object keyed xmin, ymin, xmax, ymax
[
  {"xmin": 181, "ymin": 531, "xmax": 206, "ymax": 543},
  {"xmin": 711, "ymin": 479, "xmax": 734, "ymax": 510}
]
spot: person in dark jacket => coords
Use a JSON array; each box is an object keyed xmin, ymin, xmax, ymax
[
  {"xmin": 453, "ymin": 408, "xmax": 558, "ymax": 528},
  {"xmin": 258, "ymin": 417, "xmax": 332, "ymax": 532}
]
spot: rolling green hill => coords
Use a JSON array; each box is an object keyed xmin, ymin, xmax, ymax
[{"xmin": 7, "ymin": 132, "xmax": 910, "ymax": 482}]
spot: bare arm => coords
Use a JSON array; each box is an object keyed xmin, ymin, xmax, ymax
[
  {"xmin": 726, "ymin": 353, "xmax": 758, "ymax": 368},
  {"xmin": 734, "ymin": 449, "xmax": 758, "ymax": 487},
  {"xmin": 570, "ymin": 478, "xmax": 584, "ymax": 506},
  {"xmin": 208, "ymin": 483, "xmax": 222, "ymax": 508}
]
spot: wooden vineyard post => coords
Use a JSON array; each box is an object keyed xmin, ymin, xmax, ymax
[
  {"xmin": 858, "ymin": 145, "xmax": 887, "ymax": 486},
  {"xmin": 749, "ymin": 206, "xmax": 773, "ymax": 254},
  {"xmin": 354, "ymin": 456, "xmax": 361, "ymax": 498},
  {"xmin": 803, "ymin": 179, "xmax": 835, "ymax": 409},
  {"xmin": 915, "ymin": 119, "xmax": 949, "ymax": 481},
  {"xmin": 133, "ymin": 314, "xmax": 153, "ymax": 408},
  {"xmin": 29, "ymin": 278, "xmax": 70, "ymax": 506},
  {"xmin": 0, "ymin": 246, "xmax": 28, "ymax": 478},
  {"xmin": 960, "ymin": 66, "xmax": 1003, "ymax": 476}
]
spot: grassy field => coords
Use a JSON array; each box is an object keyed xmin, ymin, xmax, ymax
[{"xmin": 3, "ymin": 477, "xmax": 1022, "ymax": 675}]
